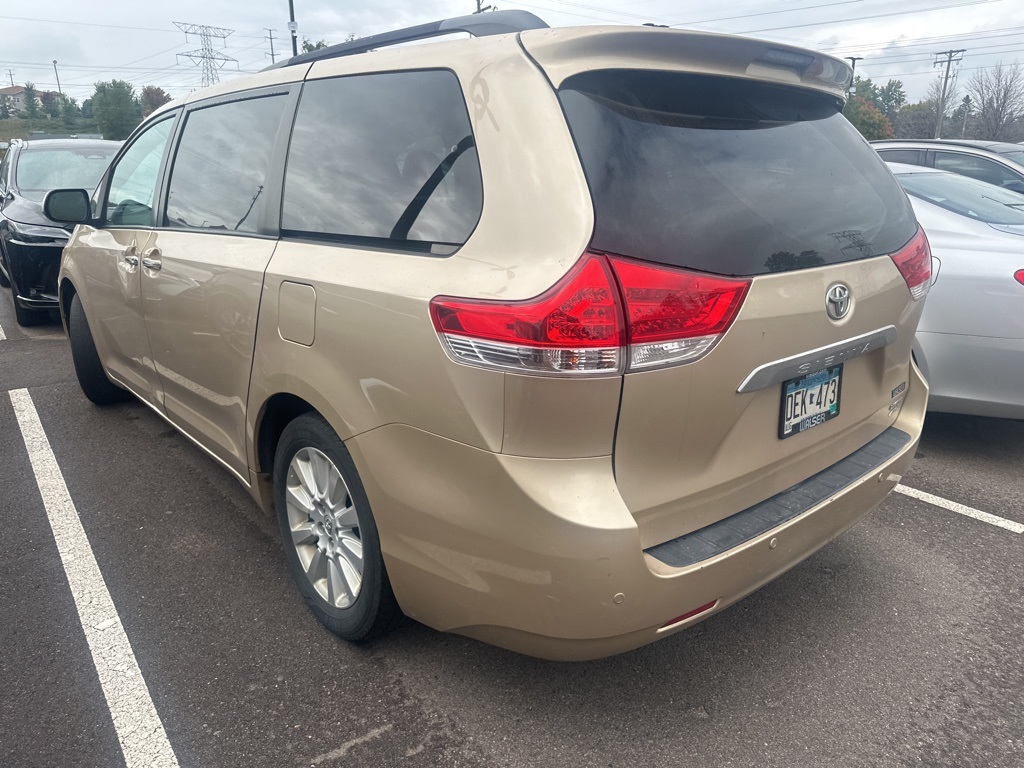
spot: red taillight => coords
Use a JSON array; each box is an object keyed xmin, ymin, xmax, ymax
[
  {"xmin": 430, "ymin": 253, "xmax": 750, "ymax": 375},
  {"xmin": 609, "ymin": 256, "xmax": 750, "ymax": 370},
  {"xmin": 1015, "ymin": 269, "xmax": 1024, "ymax": 286},
  {"xmin": 430, "ymin": 254, "xmax": 624, "ymax": 375},
  {"xmin": 890, "ymin": 228, "xmax": 932, "ymax": 301}
]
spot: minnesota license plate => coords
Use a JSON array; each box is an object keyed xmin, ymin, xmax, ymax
[{"xmin": 779, "ymin": 365, "xmax": 842, "ymax": 439}]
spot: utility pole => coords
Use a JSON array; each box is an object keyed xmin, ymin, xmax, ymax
[
  {"xmin": 265, "ymin": 28, "xmax": 278, "ymax": 63},
  {"xmin": 288, "ymin": 0, "xmax": 298, "ymax": 57},
  {"xmin": 844, "ymin": 57, "xmax": 863, "ymax": 94},
  {"xmin": 174, "ymin": 22, "xmax": 238, "ymax": 87},
  {"xmin": 474, "ymin": 0, "xmax": 494, "ymax": 12},
  {"xmin": 52, "ymin": 60, "xmax": 63, "ymax": 97},
  {"xmin": 933, "ymin": 49, "xmax": 965, "ymax": 139},
  {"xmin": 7, "ymin": 70, "xmax": 14, "ymax": 88}
]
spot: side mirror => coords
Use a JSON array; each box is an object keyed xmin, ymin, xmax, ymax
[{"xmin": 43, "ymin": 188, "xmax": 91, "ymax": 225}]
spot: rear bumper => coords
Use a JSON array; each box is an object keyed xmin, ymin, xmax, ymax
[
  {"xmin": 916, "ymin": 331, "xmax": 1024, "ymax": 419},
  {"xmin": 348, "ymin": 363, "xmax": 927, "ymax": 661}
]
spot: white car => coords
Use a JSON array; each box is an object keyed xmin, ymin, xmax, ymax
[{"xmin": 886, "ymin": 162, "xmax": 1024, "ymax": 418}]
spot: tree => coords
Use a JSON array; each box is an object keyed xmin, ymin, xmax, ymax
[
  {"xmin": 0, "ymin": 95, "xmax": 12, "ymax": 119},
  {"xmin": 22, "ymin": 82, "xmax": 39, "ymax": 118},
  {"xmin": 301, "ymin": 37, "xmax": 329, "ymax": 52},
  {"xmin": 40, "ymin": 91, "xmax": 61, "ymax": 119},
  {"xmin": 896, "ymin": 101, "xmax": 938, "ymax": 139},
  {"xmin": 80, "ymin": 98, "xmax": 93, "ymax": 119},
  {"xmin": 949, "ymin": 95, "xmax": 973, "ymax": 139},
  {"xmin": 843, "ymin": 95, "xmax": 894, "ymax": 140},
  {"xmin": 60, "ymin": 95, "xmax": 80, "ymax": 128},
  {"xmin": 140, "ymin": 85, "xmax": 172, "ymax": 117},
  {"xmin": 967, "ymin": 61, "xmax": 1024, "ymax": 141},
  {"xmin": 91, "ymin": 80, "xmax": 141, "ymax": 140},
  {"xmin": 876, "ymin": 80, "xmax": 907, "ymax": 121}
]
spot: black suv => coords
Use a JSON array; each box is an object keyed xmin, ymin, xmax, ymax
[{"xmin": 0, "ymin": 138, "xmax": 119, "ymax": 325}]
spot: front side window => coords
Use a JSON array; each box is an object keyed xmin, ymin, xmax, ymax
[
  {"xmin": 106, "ymin": 118, "xmax": 175, "ymax": 227},
  {"xmin": 165, "ymin": 94, "xmax": 288, "ymax": 233},
  {"xmin": 282, "ymin": 70, "xmax": 482, "ymax": 253},
  {"xmin": 933, "ymin": 152, "xmax": 1023, "ymax": 188}
]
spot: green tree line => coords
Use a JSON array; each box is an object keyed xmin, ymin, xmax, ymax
[
  {"xmin": 0, "ymin": 80, "xmax": 172, "ymax": 141},
  {"xmin": 844, "ymin": 61, "xmax": 1024, "ymax": 142}
]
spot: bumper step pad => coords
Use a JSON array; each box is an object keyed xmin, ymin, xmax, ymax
[{"xmin": 645, "ymin": 427, "xmax": 912, "ymax": 567}]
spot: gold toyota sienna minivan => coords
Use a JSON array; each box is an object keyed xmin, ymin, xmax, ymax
[{"xmin": 45, "ymin": 11, "xmax": 930, "ymax": 660}]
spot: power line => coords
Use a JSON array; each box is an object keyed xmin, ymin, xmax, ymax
[
  {"xmin": 933, "ymin": 48, "xmax": 966, "ymax": 137},
  {"xmin": 265, "ymin": 28, "xmax": 278, "ymax": 64},
  {"xmin": 174, "ymin": 22, "xmax": 237, "ymax": 87}
]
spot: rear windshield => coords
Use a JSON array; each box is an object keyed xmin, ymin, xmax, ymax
[
  {"xmin": 897, "ymin": 170, "xmax": 1024, "ymax": 225},
  {"xmin": 559, "ymin": 70, "xmax": 917, "ymax": 276}
]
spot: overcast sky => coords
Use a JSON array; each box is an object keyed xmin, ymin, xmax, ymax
[{"xmin": 2, "ymin": 0, "xmax": 1022, "ymax": 105}]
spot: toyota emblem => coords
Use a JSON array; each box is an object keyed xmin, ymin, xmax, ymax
[{"xmin": 825, "ymin": 284, "xmax": 851, "ymax": 321}]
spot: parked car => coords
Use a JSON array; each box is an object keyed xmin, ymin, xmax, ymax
[
  {"xmin": 0, "ymin": 138, "xmax": 121, "ymax": 325},
  {"xmin": 884, "ymin": 162, "xmax": 1024, "ymax": 419},
  {"xmin": 45, "ymin": 11, "xmax": 930, "ymax": 660},
  {"xmin": 872, "ymin": 139, "xmax": 1024, "ymax": 194}
]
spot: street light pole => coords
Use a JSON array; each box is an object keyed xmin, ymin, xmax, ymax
[
  {"xmin": 52, "ymin": 60, "xmax": 63, "ymax": 97},
  {"xmin": 288, "ymin": 0, "xmax": 298, "ymax": 57}
]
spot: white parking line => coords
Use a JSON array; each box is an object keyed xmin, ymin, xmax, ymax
[
  {"xmin": 8, "ymin": 388, "xmax": 180, "ymax": 768},
  {"xmin": 896, "ymin": 484, "xmax": 1024, "ymax": 534},
  {"xmin": 0, "ymin": 321, "xmax": 6, "ymax": 340}
]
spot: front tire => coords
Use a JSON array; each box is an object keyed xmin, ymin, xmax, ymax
[
  {"xmin": 274, "ymin": 413, "xmax": 401, "ymax": 643},
  {"xmin": 68, "ymin": 293, "xmax": 130, "ymax": 405}
]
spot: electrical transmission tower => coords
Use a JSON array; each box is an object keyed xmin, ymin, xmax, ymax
[
  {"xmin": 933, "ymin": 48, "xmax": 965, "ymax": 139},
  {"xmin": 174, "ymin": 22, "xmax": 237, "ymax": 87}
]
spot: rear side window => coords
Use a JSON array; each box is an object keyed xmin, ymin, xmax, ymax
[
  {"xmin": 559, "ymin": 70, "xmax": 917, "ymax": 276},
  {"xmin": 282, "ymin": 70, "xmax": 482, "ymax": 253},
  {"xmin": 166, "ymin": 94, "xmax": 288, "ymax": 233},
  {"xmin": 877, "ymin": 149, "xmax": 924, "ymax": 165}
]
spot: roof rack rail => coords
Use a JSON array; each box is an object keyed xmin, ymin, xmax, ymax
[{"xmin": 264, "ymin": 10, "xmax": 548, "ymax": 71}]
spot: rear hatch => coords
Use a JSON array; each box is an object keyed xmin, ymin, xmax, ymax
[{"xmin": 532, "ymin": 34, "xmax": 927, "ymax": 548}]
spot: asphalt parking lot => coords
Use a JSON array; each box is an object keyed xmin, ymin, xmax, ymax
[{"xmin": 2, "ymin": 296, "xmax": 1022, "ymax": 768}]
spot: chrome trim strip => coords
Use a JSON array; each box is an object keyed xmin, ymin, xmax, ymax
[
  {"xmin": 9, "ymin": 238, "xmax": 67, "ymax": 248},
  {"xmin": 737, "ymin": 325, "xmax": 898, "ymax": 393}
]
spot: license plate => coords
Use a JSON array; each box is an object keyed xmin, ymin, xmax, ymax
[{"xmin": 779, "ymin": 365, "xmax": 842, "ymax": 439}]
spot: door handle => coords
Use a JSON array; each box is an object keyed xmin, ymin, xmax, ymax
[
  {"xmin": 141, "ymin": 247, "xmax": 162, "ymax": 271},
  {"xmin": 122, "ymin": 243, "xmax": 139, "ymax": 268}
]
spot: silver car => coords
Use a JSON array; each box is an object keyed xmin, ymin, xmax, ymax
[{"xmin": 886, "ymin": 162, "xmax": 1024, "ymax": 418}]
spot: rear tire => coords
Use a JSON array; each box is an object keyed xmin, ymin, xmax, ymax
[
  {"xmin": 68, "ymin": 293, "xmax": 130, "ymax": 405},
  {"xmin": 274, "ymin": 413, "xmax": 402, "ymax": 643}
]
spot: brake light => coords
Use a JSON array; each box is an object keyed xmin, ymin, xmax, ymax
[
  {"xmin": 430, "ymin": 253, "xmax": 750, "ymax": 375},
  {"xmin": 430, "ymin": 254, "xmax": 624, "ymax": 375},
  {"xmin": 611, "ymin": 256, "xmax": 750, "ymax": 369},
  {"xmin": 1015, "ymin": 269, "xmax": 1024, "ymax": 286},
  {"xmin": 890, "ymin": 229, "xmax": 932, "ymax": 300}
]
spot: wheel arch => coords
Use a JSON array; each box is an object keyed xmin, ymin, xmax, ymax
[
  {"xmin": 254, "ymin": 392, "xmax": 318, "ymax": 476},
  {"xmin": 58, "ymin": 276, "xmax": 78, "ymax": 332}
]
